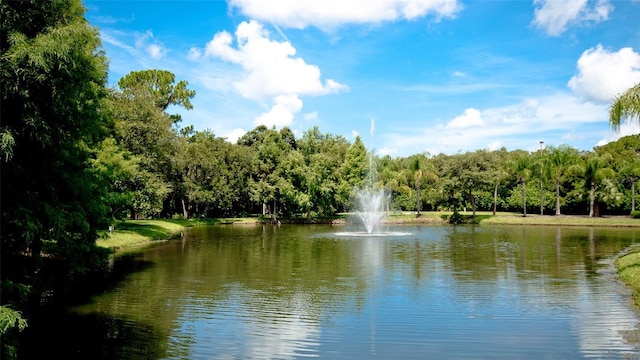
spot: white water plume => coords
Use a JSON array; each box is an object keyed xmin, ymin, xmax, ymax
[{"xmin": 355, "ymin": 187, "xmax": 385, "ymax": 234}]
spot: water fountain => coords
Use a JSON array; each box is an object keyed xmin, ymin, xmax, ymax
[
  {"xmin": 355, "ymin": 187, "xmax": 385, "ymax": 234},
  {"xmin": 337, "ymin": 119, "xmax": 410, "ymax": 237}
]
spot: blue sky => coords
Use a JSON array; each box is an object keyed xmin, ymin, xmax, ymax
[{"xmin": 84, "ymin": 0, "xmax": 640, "ymax": 156}]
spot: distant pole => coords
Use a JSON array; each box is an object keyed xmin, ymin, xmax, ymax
[{"xmin": 539, "ymin": 141, "xmax": 544, "ymax": 216}]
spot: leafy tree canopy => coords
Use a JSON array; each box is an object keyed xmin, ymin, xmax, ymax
[{"xmin": 1, "ymin": 0, "xmax": 110, "ymax": 357}]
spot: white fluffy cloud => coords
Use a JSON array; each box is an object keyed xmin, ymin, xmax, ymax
[
  {"xmin": 532, "ymin": 0, "xmax": 613, "ymax": 36},
  {"xmin": 204, "ymin": 21, "xmax": 347, "ymax": 100},
  {"xmin": 568, "ymin": 45, "xmax": 640, "ymax": 103},
  {"xmin": 380, "ymin": 93, "xmax": 607, "ymax": 155},
  {"xmin": 228, "ymin": 0, "xmax": 462, "ymax": 30},
  {"xmin": 596, "ymin": 123, "xmax": 640, "ymax": 147},
  {"xmin": 447, "ymin": 108, "xmax": 484, "ymax": 128},
  {"xmin": 199, "ymin": 20, "xmax": 347, "ymax": 128},
  {"xmin": 487, "ymin": 141, "xmax": 503, "ymax": 151},
  {"xmin": 135, "ymin": 30, "xmax": 167, "ymax": 59},
  {"xmin": 254, "ymin": 95, "xmax": 303, "ymax": 127},
  {"xmin": 223, "ymin": 128, "xmax": 248, "ymax": 144},
  {"xmin": 303, "ymin": 111, "xmax": 319, "ymax": 122}
]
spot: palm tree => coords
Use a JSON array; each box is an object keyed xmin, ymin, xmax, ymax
[
  {"xmin": 487, "ymin": 149, "xmax": 510, "ymax": 215},
  {"xmin": 508, "ymin": 152, "xmax": 532, "ymax": 217},
  {"xmin": 546, "ymin": 145, "xmax": 580, "ymax": 215},
  {"xmin": 620, "ymin": 157, "xmax": 640, "ymax": 212},
  {"xmin": 409, "ymin": 155, "xmax": 437, "ymax": 216},
  {"xmin": 487, "ymin": 147, "xmax": 510, "ymax": 215},
  {"xmin": 411, "ymin": 158, "xmax": 423, "ymax": 216},
  {"xmin": 610, "ymin": 82, "xmax": 640, "ymax": 129},
  {"xmin": 532, "ymin": 146, "xmax": 547, "ymax": 215},
  {"xmin": 583, "ymin": 153, "xmax": 615, "ymax": 217}
]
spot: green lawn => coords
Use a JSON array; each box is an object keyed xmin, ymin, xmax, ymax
[
  {"xmin": 616, "ymin": 246, "xmax": 640, "ymax": 308},
  {"xmin": 478, "ymin": 213, "xmax": 640, "ymax": 227},
  {"xmin": 97, "ymin": 218, "xmax": 258, "ymax": 251},
  {"xmin": 381, "ymin": 211, "xmax": 640, "ymax": 227}
]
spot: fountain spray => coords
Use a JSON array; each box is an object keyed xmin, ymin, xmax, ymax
[{"xmin": 354, "ymin": 118, "xmax": 385, "ymax": 234}]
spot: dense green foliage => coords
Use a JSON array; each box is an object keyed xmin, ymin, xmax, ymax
[
  {"xmin": 2, "ymin": 2, "xmax": 640, "ymax": 358},
  {"xmin": 95, "ymin": 117, "xmax": 640, "ymax": 221},
  {"xmin": 1, "ymin": 0, "xmax": 110, "ymax": 357}
]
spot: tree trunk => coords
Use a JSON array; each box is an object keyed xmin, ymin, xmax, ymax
[
  {"xmin": 470, "ymin": 193, "xmax": 477, "ymax": 218},
  {"xmin": 415, "ymin": 187, "xmax": 421, "ymax": 215},
  {"xmin": 540, "ymin": 179, "xmax": 544, "ymax": 215},
  {"xmin": 272, "ymin": 199, "xmax": 277, "ymax": 222},
  {"xmin": 589, "ymin": 181, "xmax": 595, "ymax": 217},
  {"xmin": 387, "ymin": 191, "xmax": 392, "ymax": 215},
  {"xmin": 181, "ymin": 198, "xmax": 189, "ymax": 219},
  {"xmin": 555, "ymin": 180, "xmax": 561, "ymax": 215},
  {"xmin": 493, "ymin": 184, "xmax": 498, "ymax": 216},
  {"xmin": 521, "ymin": 178, "xmax": 527, "ymax": 217},
  {"xmin": 450, "ymin": 189, "xmax": 456, "ymax": 212},
  {"xmin": 262, "ymin": 202, "xmax": 267, "ymax": 216},
  {"xmin": 633, "ymin": 179, "xmax": 636, "ymax": 212}
]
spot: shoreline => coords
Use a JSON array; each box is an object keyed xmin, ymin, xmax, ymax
[
  {"xmin": 100, "ymin": 214, "xmax": 640, "ymax": 310},
  {"xmin": 100, "ymin": 213, "xmax": 640, "ymax": 252},
  {"xmin": 615, "ymin": 245, "xmax": 640, "ymax": 308}
]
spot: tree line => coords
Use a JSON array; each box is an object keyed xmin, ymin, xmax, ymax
[
  {"xmin": 88, "ymin": 69, "xmax": 640, "ymax": 223},
  {"xmin": 1, "ymin": 0, "xmax": 640, "ymax": 358},
  {"xmin": 95, "ymin": 79, "xmax": 640, "ymax": 222}
]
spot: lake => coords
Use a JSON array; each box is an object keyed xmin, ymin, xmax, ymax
[{"xmin": 28, "ymin": 224, "xmax": 640, "ymax": 359}]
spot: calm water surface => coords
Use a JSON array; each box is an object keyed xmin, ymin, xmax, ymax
[{"xmin": 36, "ymin": 225, "xmax": 640, "ymax": 359}]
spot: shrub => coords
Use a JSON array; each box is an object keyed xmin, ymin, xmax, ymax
[
  {"xmin": 449, "ymin": 209, "xmax": 464, "ymax": 224},
  {"xmin": 630, "ymin": 211, "xmax": 640, "ymax": 219}
]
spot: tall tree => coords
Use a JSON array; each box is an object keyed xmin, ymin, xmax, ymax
[
  {"xmin": 610, "ymin": 83, "xmax": 640, "ymax": 129},
  {"xmin": 178, "ymin": 130, "xmax": 252, "ymax": 217},
  {"xmin": 110, "ymin": 70, "xmax": 195, "ymax": 217},
  {"xmin": 508, "ymin": 152, "xmax": 532, "ymax": 217},
  {"xmin": 411, "ymin": 157, "xmax": 423, "ymax": 215},
  {"xmin": 242, "ymin": 127, "xmax": 294, "ymax": 221},
  {"xmin": 408, "ymin": 154, "xmax": 437, "ymax": 216},
  {"xmin": 534, "ymin": 145, "xmax": 546, "ymax": 215},
  {"xmin": 461, "ymin": 151, "xmax": 491, "ymax": 217},
  {"xmin": 377, "ymin": 155, "xmax": 401, "ymax": 214},
  {"xmin": 545, "ymin": 145, "xmax": 580, "ymax": 215},
  {"xmin": 583, "ymin": 152, "xmax": 616, "ymax": 217},
  {"xmin": 342, "ymin": 135, "xmax": 370, "ymax": 189},
  {"xmin": 1, "ymin": 0, "xmax": 109, "ymax": 356},
  {"xmin": 293, "ymin": 127, "xmax": 349, "ymax": 218},
  {"xmin": 487, "ymin": 148, "xmax": 510, "ymax": 215},
  {"xmin": 117, "ymin": 69, "xmax": 195, "ymax": 121},
  {"xmin": 92, "ymin": 138, "xmax": 170, "ymax": 219},
  {"xmin": 619, "ymin": 157, "xmax": 640, "ymax": 212}
]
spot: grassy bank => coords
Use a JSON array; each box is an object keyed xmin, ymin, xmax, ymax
[
  {"xmin": 382, "ymin": 211, "xmax": 640, "ymax": 227},
  {"xmin": 478, "ymin": 213, "xmax": 640, "ymax": 227},
  {"xmin": 97, "ymin": 217, "xmax": 257, "ymax": 251},
  {"xmin": 616, "ymin": 246, "xmax": 640, "ymax": 308}
]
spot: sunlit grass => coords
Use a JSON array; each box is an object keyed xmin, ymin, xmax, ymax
[
  {"xmin": 616, "ymin": 246, "xmax": 640, "ymax": 308},
  {"xmin": 97, "ymin": 217, "xmax": 259, "ymax": 251},
  {"xmin": 480, "ymin": 214, "xmax": 640, "ymax": 227},
  {"xmin": 345, "ymin": 210, "xmax": 640, "ymax": 226}
]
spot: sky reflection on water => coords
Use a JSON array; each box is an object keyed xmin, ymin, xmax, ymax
[{"xmin": 62, "ymin": 225, "xmax": 640, "ymax": 359}]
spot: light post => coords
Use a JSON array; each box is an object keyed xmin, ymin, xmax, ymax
[{"xmin": 539, "ymin": 141, "xmax": 544, "ymax": 216}]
